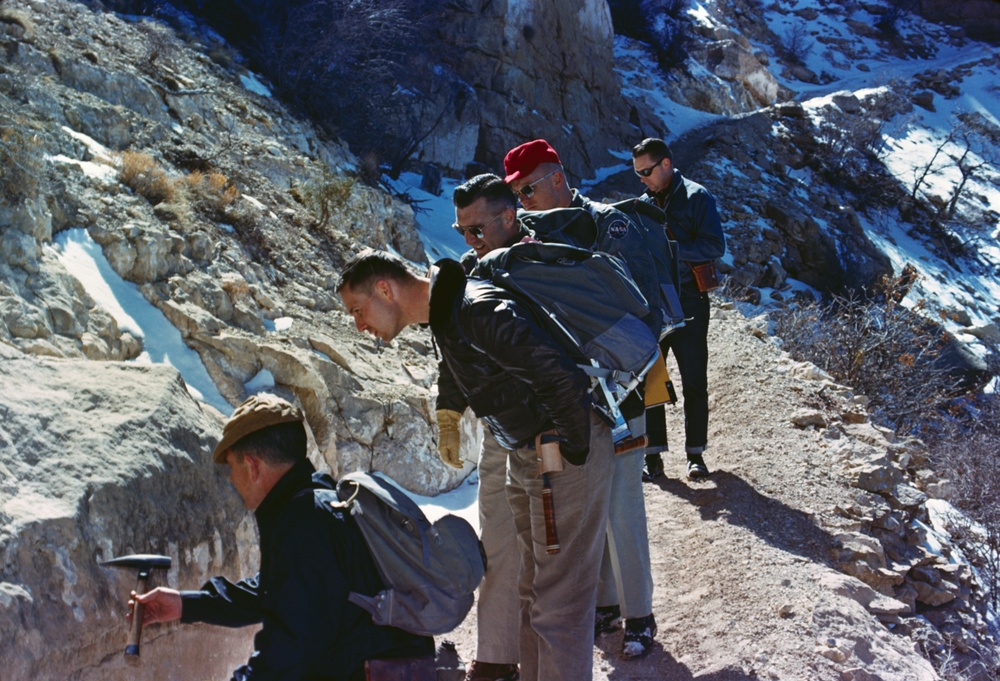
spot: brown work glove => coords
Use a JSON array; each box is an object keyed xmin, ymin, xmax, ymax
[{"xmin": 436, "ymin": 409, "xmax": 464, "ymax": 469}]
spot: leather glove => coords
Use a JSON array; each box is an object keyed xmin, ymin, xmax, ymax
[{"xmin": 436, "ymin": 409, "xmax": 464, "ymax": 469}]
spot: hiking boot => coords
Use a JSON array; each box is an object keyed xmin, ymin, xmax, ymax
[
  {"xmin": 687, "ymin": 453, "xmax": 710, "ymax": 480},
  {"xmin": 642, "ymin": 453, "xmax": 664, "ymax": 482},
  {"xmin": 622, "ymin": 614, "xmax": 657, "ymax": 659},
  {"xmin": 465, "ymin": 660, "xmax": 519, "ymax": 681},
  {"xmin": 594, "ymin": 604, "xmax": 622, "ymax": 636}
]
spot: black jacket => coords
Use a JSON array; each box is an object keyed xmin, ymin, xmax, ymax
[
  {"xmin": 642, "ymin": 170, "xmax": 726, "ymax": 292},
  {"xmin": 181, "ymin": 459, "xmax": 432, "ymax": 681},
  {"xmin": 430, "ymin": 259, "xmax": 592, "ymax": 463}
]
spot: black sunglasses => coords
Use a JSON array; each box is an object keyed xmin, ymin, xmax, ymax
[
  {"xmin": 453, "ymin": 211, "xmax": 505, "ymax": 239},
  {"xmin": 635, "ymin": 158, "xmax": 665, "ymax": 178},
  {"xmin": 515, "ymin": 169, "xmax": 559, "ymax": 198}
]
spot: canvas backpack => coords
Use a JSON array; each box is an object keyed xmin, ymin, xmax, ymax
[
  {"xmin": 473, "ymin": 239, "xmax": 660, "ymax": 434},
  {"xmin": 318, "ymin": 471, "xmax": 485, "ymax": 637},
  {"xmin": 607, "ymin": 197, "xmax": 687, "ymax": 333}
]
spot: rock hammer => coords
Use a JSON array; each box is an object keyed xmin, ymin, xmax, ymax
[{"xmin": 101, "ymin": 553, "xmax": 171, "ymax": 660}]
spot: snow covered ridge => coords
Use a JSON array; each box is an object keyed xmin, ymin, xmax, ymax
[{"xmin": 607, "ymin": 0, "xmax": 1000, "ymax": 389}]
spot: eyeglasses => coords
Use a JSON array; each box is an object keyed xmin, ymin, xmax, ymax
[
  {"xmin": 515, "ymin": 169, "xmax": 559, "ymax": 199},
  {"xmin": 635, "ymin": 158, "xmax": 665, "ymax": 178},
  {"xmin": 452, "ymin": 211, "xmax": 506, "ymax": 239}
]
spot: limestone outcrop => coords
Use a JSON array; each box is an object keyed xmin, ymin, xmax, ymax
[
  {"xmin": 0, "ymin": 343, "xmax": 253, "ymax": 680},
  {"xmin": 0, "ymin": 0, "xmax": 460, "ymax": 494}
]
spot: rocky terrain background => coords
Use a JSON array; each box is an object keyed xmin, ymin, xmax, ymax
[
  {"xmin": 445, "ymin": 304, "xmax": 996, "ymax": 680},
  {"xmin": 0, "ymin": 0, "xmax": 997, "ymax": 678}
]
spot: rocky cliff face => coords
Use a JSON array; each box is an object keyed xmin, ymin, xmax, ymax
[
  {"xmin": 431, "ymin": 0, "xmax": 636, "ymax": 175},
  {"xmin": 0, "ymin": 343, "xmax": 254, "ymax": 680},
  {"xmin": 0, "ymin": 0, "xmax": 458, "ymax": 495},
  {"xmin": 920, "ymin": 0, "xmax": 1000, "ymax": 44}
]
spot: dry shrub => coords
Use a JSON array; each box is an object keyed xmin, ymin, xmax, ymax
[
  {"xmin": 183, "ymin": 169, "xmax": 240, "ymax": 219},
  {"xmin": 935, "ymin": 397, "xmax": 1000, "ymax": 613},
  {"xmin": 768, "ymin": 271, "xmax": 965, "ymax": 434},
  {"xmin": 119, "ymin": 150, "xmax": 174, "ymax": 204},
  {"xmin": 294, "ymin": 173, "xmax": 354, "ymax": 228},
  {"xmin": 0, "ymin": 114, "xmax": 43, "ymax": 203}
]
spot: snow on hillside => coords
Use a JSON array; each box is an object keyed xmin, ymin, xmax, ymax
[{"xmin": 606, "ymin": 0, "xmax": 1000, "ymax": 380}]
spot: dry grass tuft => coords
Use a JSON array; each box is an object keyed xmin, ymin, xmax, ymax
[
  {"xmin": 183, "ymin": 169, "xmax": 240, "ymax": 219},
  {"xmin": 119, "ymin": 150, "xmax": 174, "ymax": 204}
]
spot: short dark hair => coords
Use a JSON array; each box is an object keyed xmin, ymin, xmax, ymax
[
  {"xmin": 229, "ymin": 421, "xmax": 307, "ymax": 466},
  {"xmin": 631, "ymin": 138, "xmax": 672, "ymax": 161},
  {"xmin": 453, "ymin": 173, "xmax": 517, "ymax": 211},
  {"xmin": 337, "ymin": 249, "xmax": 416, "ymax": 294}
]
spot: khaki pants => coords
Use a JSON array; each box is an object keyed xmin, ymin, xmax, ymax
[
  {"xmin": 506, "ymin": 412, "xmax": 614, "ymax": 681},
  {"xmin": 597, "ymin": 449, "xmax": 654, "ymax": 618},
  {"xmin": 475, "ymin": 427, "xmax": 521, "ymax": 664}
]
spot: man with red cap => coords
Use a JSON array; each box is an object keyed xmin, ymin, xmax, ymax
[{"xmin": 503, "ymin": 139, "xmax": 658, "ymax": 659}]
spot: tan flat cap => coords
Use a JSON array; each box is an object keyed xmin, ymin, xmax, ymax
[{"xmin": 213, "ymin": 394, "xmax": 304, "ymax": 463}]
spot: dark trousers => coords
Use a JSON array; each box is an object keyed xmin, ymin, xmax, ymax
[{"xmin": 646, "ymin": 290, "xmax": 711, "ymax": 454}]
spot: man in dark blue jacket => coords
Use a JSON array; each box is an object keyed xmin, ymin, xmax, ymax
[
  {"xmin": 337, "ymin": 250, "xmax": 614, "ymax": 681},
  {"xmin": 632, "ymin": 138, "xmax": 727, "ymax": 481},
  {"xmin": 131, "ymin": 394, "xmax": 433, "ymax": 681}
]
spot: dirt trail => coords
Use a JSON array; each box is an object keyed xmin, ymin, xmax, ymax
[{"xmin": 444, "ymin": 303, "xmax": 937, "ymax": 680}]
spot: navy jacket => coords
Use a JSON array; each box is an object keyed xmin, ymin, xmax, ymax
[
  {"xmin": 430, "ymin": 259, "xmax": 592, "ymax": 463},
  {"xmin": 642, "ymin": 170, "xmax": 726, "ymax": 292},
  {"xmin": 181, "ymin": 459, "xmax": 432, "ymax": 681}
]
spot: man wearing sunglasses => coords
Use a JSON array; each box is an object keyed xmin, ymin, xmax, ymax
[
  {"xmin": 503, "ymin": 140, "xmax": 664, "ymax": 335},
  {"xmin": 631, "ymin": 138, "xmax": 726, "ymax": 483},
  {"xmin": 503, "ymin": 139, "xmax": 659, "ymax": 659},
  {"xmin": 440, "ymin": 174, "xmax": 527, "ymax": 681}
]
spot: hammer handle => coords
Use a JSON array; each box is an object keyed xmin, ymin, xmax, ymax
[
  {"xmin": 614, "ymin": 434, "xmax": 649, "ymax": 456},
  {"xmin": 542, "ymin": 473, "xmax": 560, "ymax": 554},
  {"xmin": 126, "ymin": 573, "xmax": 149, "ymax": 659}
]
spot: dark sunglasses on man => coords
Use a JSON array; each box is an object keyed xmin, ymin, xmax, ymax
[
  {"xmin": 452, "ymin": 211, "xmax": 505, "ymax": 239},
  {"xmin": 635, "ymin": 158, "xmax": 665, "ymax": 178},
  {"xmin": 515, "ymin": 169, "xmax": 559, "ymax": 198}
]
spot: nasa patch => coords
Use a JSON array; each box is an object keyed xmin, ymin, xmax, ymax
[{"xmin": 607, "ymin": 219, "xmax": 629, "ymax": 240}]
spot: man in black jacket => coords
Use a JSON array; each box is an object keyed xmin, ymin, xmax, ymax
[
  {"xmin": 130, "ymin": 394, "xmax": 433, "ymax": 681},
  {"xmin": 632, "ymin": 138, "xmax": 727, "ymax": 481},
  {"xmin": 338, "ymin": 250, "xmax": 614, "ymax": 681},
  {"xmin": 437, "ymin": 174, "xmax": 524, "ymax": 681}
]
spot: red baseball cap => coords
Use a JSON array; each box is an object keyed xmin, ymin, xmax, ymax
[{"xmin": 503, "ymin": 139, "xmax": 562, "ymax": 184}]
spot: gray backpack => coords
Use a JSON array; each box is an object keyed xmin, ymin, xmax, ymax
[
  {"xmin": 474, "ymin": 240, "xmax": 659, "ymax": 432},
  {"xmin": 608, "ymin": 198, "xmax": 686, "ymax": 332},
  {"xmin": 322, "ymin": 471, "xmax": 485, "ymax": 636}
]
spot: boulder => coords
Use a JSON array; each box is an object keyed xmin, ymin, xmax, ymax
[
  {"xmin": 0, "ymin": 343, "xmax": 254, "ymax": 680},
  {"xmin": 705, "ymin": 39, "xmax": 780, "ymax": 107}
]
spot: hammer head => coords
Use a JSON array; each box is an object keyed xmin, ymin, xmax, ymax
[{"xmin": 101, "ymin": 554, "xmax": 171, "ymax": 573}]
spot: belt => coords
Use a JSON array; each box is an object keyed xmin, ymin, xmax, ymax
[{"xmin": 364, "ymin": 656, "xmax": 436, "ymax": 681}]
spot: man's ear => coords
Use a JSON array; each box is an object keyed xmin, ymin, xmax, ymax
[
  {"xmin": 374, "ymin": 278, "xmax": 393, "ymax": 301},
  {"xmin": 245, "ymin": 453, "xmax": 262, "ymax": 482}
]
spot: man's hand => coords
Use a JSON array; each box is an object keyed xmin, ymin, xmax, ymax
[
  {"xmin": 128, "ymin": 587, "xmax": 183, "ymax": 625},
  {"xmin": 436, "ymin": 409, "xmax": 464, "ymax": 469}
]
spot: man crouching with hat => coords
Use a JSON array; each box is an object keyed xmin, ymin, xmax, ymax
[{"xmin": 129, "ymin": 394, "xmax": 434, "ymax": 680}]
